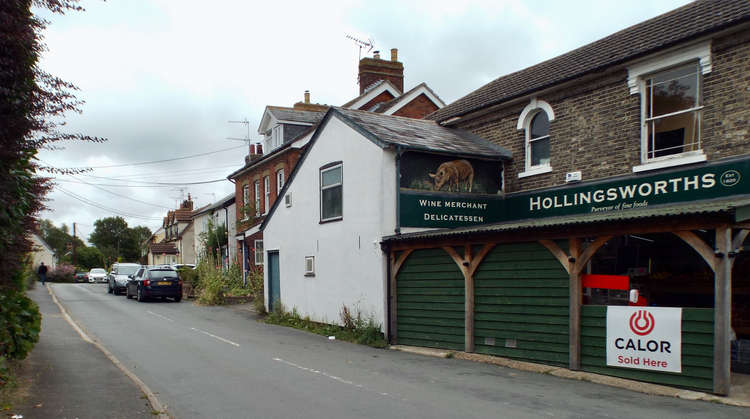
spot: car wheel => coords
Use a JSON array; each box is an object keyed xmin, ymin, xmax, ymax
[
  {"xmin": 137, "ymin": 287, "xmax": 145, "ymax": 302},
  {"xmin": 174, "ymin": 295, "xmax": 182, "ymax": 303}
]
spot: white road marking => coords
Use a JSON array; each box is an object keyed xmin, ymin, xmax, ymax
[
  {"xmin": 147, "ymin": 311, "xmax": 175, "ymax": 322},
  {"xmin": 190, "ymin": 327, "xmax": 240, "ymax": 347},
  {"xmin": 273, "ymin": 357, "xmax": 364, "ymax": 388}
]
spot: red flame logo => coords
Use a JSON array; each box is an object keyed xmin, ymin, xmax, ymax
[{"xmin": 629, "ymin": 310, "xmax": 655, "ymax": 336}]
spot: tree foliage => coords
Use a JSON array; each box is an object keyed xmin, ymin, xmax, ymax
[
  {"xmin": 89, "ymin": 217, "xmax": 150, "ymax": 264},
  {"xmin": 1, "ymin": 0, "xmax": 100, "ymax": 367}
]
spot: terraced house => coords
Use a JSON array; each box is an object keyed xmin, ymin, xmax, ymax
[{"xmin": 382, "ymin": 0, "xmax": 750, "ymax": 396}]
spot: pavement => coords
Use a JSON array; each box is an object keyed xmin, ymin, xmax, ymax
[{"xmin": 6, "ymin": 284, "xmax": 156, "ymax": 419}]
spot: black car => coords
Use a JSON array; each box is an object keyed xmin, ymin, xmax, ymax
[
  {"xmin": 74, "ymin": 272, "xmax": 88, "ymax": 283},
  {"xmin": 125, "ymin": 266, "xmax": 182, "ymax": 302}
]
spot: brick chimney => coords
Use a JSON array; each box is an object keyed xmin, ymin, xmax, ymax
[
  {"xmin": 293, "ymin": 90, "xmax": 329, "ymax": 112},
  {"xmin": 358, "ymin": 47, "xmax": 403, "ymax": 94}
]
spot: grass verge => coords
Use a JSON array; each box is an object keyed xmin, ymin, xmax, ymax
[{"xmin": 264, "ymin": 304, "xmax": 387, "ymax": 348}]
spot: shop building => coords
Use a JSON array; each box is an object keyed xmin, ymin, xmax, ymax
[{"xmin": 382, "ymin": 0, "xmax": 750, "ymax": 395}]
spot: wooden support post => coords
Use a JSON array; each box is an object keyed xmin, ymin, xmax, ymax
[
  {"xmin": 389, "ymin": 249, "xmax": 413, "ymax": 345},
  {"xmin": 714, "ymin": 226, "xmax": 731, "ymax": 396},
  {"xmin": 465, "ymin": 245, "xmax": 475, "ymax": 353},
  {"xmin": 569, "ymin": 238, "xmax": 582, "ymax": 371}
]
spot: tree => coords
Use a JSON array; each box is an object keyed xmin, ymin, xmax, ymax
[
  {"xmin": 39, "ymin": 218, "xmax": 84, "ymax": 260},
  {"xmin": 89, "ymin": 217, "xmax": 129, "ymax": 264},
  {"xmin": 1, "ymin": 0, "xmax": 102, "ymax": 367},
  {"xmin": 75, "ymin": 246, "xmax": 104, "ymax": 270}
]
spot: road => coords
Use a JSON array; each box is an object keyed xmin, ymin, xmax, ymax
[{"xmin": 50, "ymin": 283, "xmax": 746, "ymax": 419}]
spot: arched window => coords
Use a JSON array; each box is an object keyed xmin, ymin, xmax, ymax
[
  {"xmin": 517, "ymin": 98, "xmax": 554, "ymax": 178},
  {"xmin": 528, "ymin": 111, "xmax": 550, "ymax": 168}
]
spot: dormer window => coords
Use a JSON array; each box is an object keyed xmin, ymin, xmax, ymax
[{"xmin": 265, "ymin": 125, "xmax": 284, "ymax": 153}]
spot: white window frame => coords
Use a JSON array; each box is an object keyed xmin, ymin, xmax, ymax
[
  {"xmin": 254, "ymin": 180, "xmax": 261, "ymax": 217},
  {"xmin": 320, "ymin": 163, "xmax": 343, "ymax": 222},
  {"xmin": 628, "ymin": 41, "xmax": 711, "ymax": 172},
  {"xmin": 276, "ymin": 169, "xmax": 285, "ymax": 195},
  {"xmin": 263, "ymin": 176, "xmax": 270, "ymax": 215},
  {"xmin": 254, "ymin": 239, "xmax": 263, "ymax": 265},
  {"xmin": 241, "ymin": 184, "xmax": 249, "ymax": 221},
  {"xmin": 517, "ymin": 98, "xmax": 554, "ymax": 178},
  {"xmin": 304, "ymin": 256, "xmax": 315, "ymax": 277}
]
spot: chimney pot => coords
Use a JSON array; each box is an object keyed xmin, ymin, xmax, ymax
[
  {"xmin": 304, "ymin": 90, "xmax": 310, "ymax": 104},
  {"xmin": 391, "ymin": 48, "xmax": 398, "ymax": 62},
  {"xmin": 256, "ymin": 143, "xmax": 263, "ymax": 155},
  {"xmin": 249, "ymin": 144, "xmax": 255, "ymax": 155},
  {"xmin": 373, "ymin": 50, "xmax": 380, "ymax": 59}
]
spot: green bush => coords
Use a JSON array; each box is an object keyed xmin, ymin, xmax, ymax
[
  {"xmin": 196, "ymin": 265, "xmax": 224, "ymax": 305},
  {"xmin": 0, "ymin": 291, "xmax": 41, "ymax": 361},
  {"xmin": 177, "ymin": 267, "xmax": 198, "ymax": 287}
]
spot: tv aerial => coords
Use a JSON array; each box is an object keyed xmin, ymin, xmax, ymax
[
  {"xmin": 346, "ymin": 34, "xmax": 374, "ymax": 61},
  {"xmin": 227, "ymin": 118, "xmax": 254, "ymax": 145}
]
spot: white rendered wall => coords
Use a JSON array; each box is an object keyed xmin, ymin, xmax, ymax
[{"xmin": 264, "ymin": 115, "xmax": 397, "ymax": 330}]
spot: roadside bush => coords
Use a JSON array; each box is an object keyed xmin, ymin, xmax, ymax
[
  {"xmin": 0, "ymin": 291, "xmax": 41, "ymax": 361},
  {"xmin": 196, "ymin": 265, "xmax": 224, "ymax": 305},
  {"xmin": 47, "ymin": 263, "xmax": 75, "ymax": 283},
  {"xmin": 247, "ymin": 268, "xmax": 265, "ymax": 313},
  {"xmin": 177, "ymin": 267, "xmax": 198, "ymax": 288}
]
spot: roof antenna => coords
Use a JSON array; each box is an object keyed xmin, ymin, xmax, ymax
[
  {"xmin": 227, "ymin": 118, "xmax": 253, "ymax": 145},
  {"xmin": 346, "ymin": 34, "xmax": 374, "ymax": 61}
]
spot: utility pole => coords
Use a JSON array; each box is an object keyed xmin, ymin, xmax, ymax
[{"xmin": 72, "ymin": 222, "xmax": 77, "ymax": 268}]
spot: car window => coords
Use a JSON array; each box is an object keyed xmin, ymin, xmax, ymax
[
  {"xmin": 119, "ymin": 266, "xmax": 140, "ymax": 275},
  {"xmin": 149, "ymin": 270, "xmax": 178, "ymax": 279},
  {"xmin": 135, "ymin": 268, "xmax": 144, "ymax": 278}
]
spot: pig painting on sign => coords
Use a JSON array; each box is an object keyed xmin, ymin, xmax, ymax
[{"xmin": 429, "ymin": 159, "xmax": 474, "ymax": 193}]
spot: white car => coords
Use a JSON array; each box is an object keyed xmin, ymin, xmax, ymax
[{"xmin": 88, "ymin": 268, "xmax": 108, "ymax": 283}]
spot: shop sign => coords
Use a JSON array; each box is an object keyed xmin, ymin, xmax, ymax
[
  {"xmin": 606, "ymin": 306, "xmax": 682, "ymax": 373},
  {"xmin": 400, "ymin": 156, "xmax": 750, "ymax": 228}
]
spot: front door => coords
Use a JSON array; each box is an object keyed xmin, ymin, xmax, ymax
[{"xmin": 268, "ymin": 251, "xmax": 280, "ymax": 312}]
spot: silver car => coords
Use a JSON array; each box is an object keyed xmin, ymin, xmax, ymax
[
  {"xmin": 88, "ymin": 268, "xmax": 108, "ymax": 283},
  {"xmin": 108, "ymin": 263, "xmax": 141, "ymax": 295}
]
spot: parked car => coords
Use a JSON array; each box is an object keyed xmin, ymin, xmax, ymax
[
  {"xmin": 88, "ymin": 268, "xmax": 108, "ymax": 283},
  {"xmin": 171, "ymin": 263, "xmax": 196, "ymax": 270},
  {"xmin": 108, "ymin": 263, "xmax": 141, "ymax": 295},
  {"xmin": 74, "ymin": 272, "xmax": 89, "ymax": 282},
  {"xmin": 126, "ymin": 266, "xmax": 182, "ymax": 302}
]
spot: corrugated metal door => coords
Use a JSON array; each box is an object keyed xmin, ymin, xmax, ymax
[{"xmin": 396, "ymin": 248, "xmax": 465, "ymax": 350}]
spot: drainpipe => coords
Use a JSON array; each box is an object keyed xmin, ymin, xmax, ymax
[
  {"xmin": 224, "ymin": 206, "xmax": 231, "ymax": 267},
  {"xmin": 395, "ymin": 146, "xmax": 402, "ymax": 235}
]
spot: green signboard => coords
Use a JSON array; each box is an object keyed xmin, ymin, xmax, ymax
[{"xmin": 400, "ymin": 157, "xmax": 750, "ymax": 228}]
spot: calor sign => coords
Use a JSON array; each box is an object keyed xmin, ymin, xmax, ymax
[{"xmin": 606, "ymin": 306, "xmax": 682, "ymax": 373}]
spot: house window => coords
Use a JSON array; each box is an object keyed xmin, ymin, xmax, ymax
[
  {"xmin": 304, "ymin": 256, "xmax": 315, "ymax": 277},
  {"xmin": 517, "ymin": 98, "xmax": 554, "ymax": 178},
  {"xmin": 628, "ymin": 41, "xmax": 710, "ymax": 172},
  {"xmin": 242, "ymin": 184, "xmax": 249, "ymax": 220},
  {"xmin": 643, "ymin": 62, "xmax": 702, "ymax": 160},
  {"xmin": 276, "ymin": 169, "xmax": 285, "ymax": 195},
  {"xmin": 254, "ymin": 180, "xmax": 261, "ymax": 217},
  {"xmin": 528, "ymin": 112, "xmax": 550, "ymax": 168},
  {"xmin": 320, "ymin": 163, "xmax": 343, "ymax": 222},
  {"xmin": 263, "ymin": 176, "xmax": 270, "ymax": 215},
  {"xmin": 254, "ymin": 239, "xmax": 263, "ymax": 265}
]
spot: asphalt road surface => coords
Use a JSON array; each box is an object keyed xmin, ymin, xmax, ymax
[{"xmin": 50, "ymin": 283, "xmax": 747, "ymax": 419}]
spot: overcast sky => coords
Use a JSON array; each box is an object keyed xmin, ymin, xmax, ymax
[{"xmin": 36, "ymin": 0, "xmax": 693, "ymax": 242}]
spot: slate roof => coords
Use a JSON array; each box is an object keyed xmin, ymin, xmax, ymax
[
  {"xmin": 368, "ymin": 82, "xmax": 445, "ymax": 113},
  {"xmin": 382, "ymin": 196, "xmax": 750, "ymax": 244},
  {"xmin": 150, "ymin": 243, "xmax": 178, "ymax": 254},
  {"xmin": 267, "ymin": 106, "xmax": 325, "ymax": 125},
  {"xmin": 193, "ymin": 193, "xmax": 235, "ymax": 216},
  {"xmin": 430, "ymin": 0, "xmax": 750, "ymax": 122},
  {"xmin": 334, "ymin": 107, "xmax": 512, "ymax": 159}
]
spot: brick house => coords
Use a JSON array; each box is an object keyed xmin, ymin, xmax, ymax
[
  {"xmin": 147, "ymin": 196, "xmax": 196, "ymax": 265},
  {"xmin": 381, "ymin": 0, "xmax": 750, "ymax": 395},
  {"xmin": 229, "ymin": 48, "xmax": 445, "ymax": 279}
]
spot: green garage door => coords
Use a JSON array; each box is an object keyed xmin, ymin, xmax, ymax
[
  {"xmin": 473, "ymin": 242, "xmax": 570, "ymax": 366},
  {"xmin": 396, "ymin": 248, "xmax": 465, "ymax": 350}
]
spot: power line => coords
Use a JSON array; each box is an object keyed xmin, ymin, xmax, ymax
[
  {"xmin": 68, "ymin": 177, "xmax": 173, "ymax": 210},
  {"xmin": 77, "ymin": 173, "xmax": 231, "ymax": 186},
  {"xmin": 106, "ymin": 164, "xmax": 240, "ymax": 180},
  {"xmin": 62, "ymin": 145, "xmax": 246, "ymax": 169},
  {"xmin": 55, "ymin": 179, "xmax": 176, "ymax": 188},
  {"xmin": 55, "ymin": 186, "xmax": 164, "ymax": 221}
]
